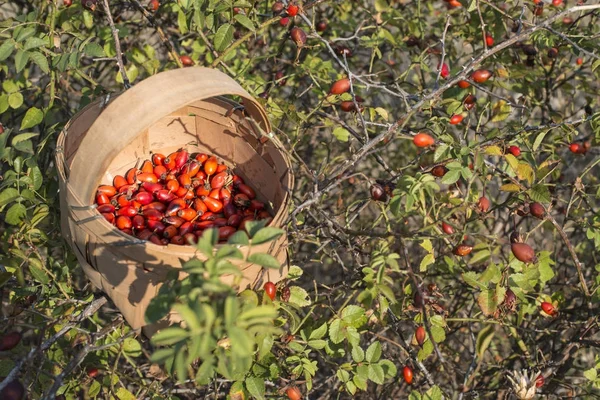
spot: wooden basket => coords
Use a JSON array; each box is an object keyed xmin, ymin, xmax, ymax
[{"xmin": 56, "ymin": 68, "xmax": 293, "ymax": 335}]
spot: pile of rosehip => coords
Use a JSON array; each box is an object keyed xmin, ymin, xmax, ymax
[{"xmin": 94, "ymin": 149, "xmax": 271, "ymax": 245}]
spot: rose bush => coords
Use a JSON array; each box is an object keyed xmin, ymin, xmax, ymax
[{"xmin": 1, "ymin": 0, "xmax": 599, "ymax": 398}]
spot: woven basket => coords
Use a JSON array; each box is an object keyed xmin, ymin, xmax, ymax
[{"xmin": 56, "ymin": 68, "xmax": 293, "ymax": 335}]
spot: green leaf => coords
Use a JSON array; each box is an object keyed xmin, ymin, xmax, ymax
[
  {"xmin": 84, "ymin": 42, "xmax": 105, "ymax": 57},
  {"xmin": 430, "ymin": 326, "xmax": 446, "ymax": 343},
  {"xmin": 309, "ymin": 322, "xmax": 328, "ymax": 339},
  {"xmin": 30, "ymin": 51, "xmax": 49, "ymax": 73},
  {"xmin": 88, "ymin": 380, "xmax": 101, "ymax": 398},
  {"xmin": 195, "ymin": 355, "xmax": 215, "ymax": 385},
  {"xmin": 440, "ymin": 169, "xmax": 461, "ymax": 185},
  {"xmin": 245, "ymin": 220, "xmax": 268, "ymax": 238},
  {"xmin": 245, "ymin": 377, "xmax": 265, "ymax": 400},
  {"xmin": 332, "ymin": 127, "xmax": 350, "ymax": 142},
  {"xmin": 228, "ymin": 230, "xmax": 249, "ymax": 245},
  {"xmin": 424, "ymin": 385, "xmax": 444, "ymax": 400},
  {"xmin": 417, "ymin": 339, "xmax": 434, "ymax": 361},
  {"xmin": 420, "ymin": 253, "xmax": 435, "ymax": 272},
  {"xmin": 251, "ymin": 227, "xmax": 283, "ymax": 245},
  {"xmin": 529, "ymin": 184, "xmax": 551, "ymax": 204},
  {"xmin": 491, "ymin": 100, "xmax": 512, "ymax": 122},
  {"xmin": 351, "ymin": 345, "xmax": 365, "ymax": 362},
  {"xmin": 20, "ymin": 107, "xmax": 44, "ymax": 130},
  {"xmin": 476, "ymin": 324, "xmax": 495, "ymax": 358},
  {"xmin": 228, "ymin": 327, "xmax": 253, "ymax": 357},
  {"xmin": 367, "ymin": 363, "xmax": 385, "ymax": 384},
  {"xmin": 172, "ymin": 304, "xmax": 201, "ymax": 331},
  {"xmin": 0, "ymin": 40, "xmax": 15, "ymax": 61},
  {"xmin": 123, "ymin": 338, "xmax": 142, "ymax": 357},
  {"xmin": 214, "ymin": 23, "xmax": 234, "ymax": 52},
  {"xmin": 583, "ymin": 368, "xmax": 598, "ymax": 382},
  {"xmin": 151, "ymin": 327, "xmax": 189, "ymax": 346},
  {"xmin": 23, "ymin": 37, "xmax": 46, "ymax": 50},
  {"xmin": 15, "ymin": 50, "xmax": 29, "ymax": 73},
  {"xmin": 8, "ymin": 92, "xmax": 23, "ymax": 109},
  {"xmin": 308, "ymin": 339, "xmax": 326, "ymax": 349},
  {"xmin": 28, "ymin": 258, "xmax": 49, "ymax": 284},
  {"xmin": 0, "ymin": 188, "xmax": 20, "ymax": 206},
  {"xmin": 115, "ymin": 387, "xmax": 136, "ymax": 400},
  {"xmin": 247, "ymin": 252, "xmax": 281, "ymax": 269},
  {"xmin": 288, "ymin": 286, "xmax": 311, "ymax": 307},
  {"xmin": 328, "ymin": 319, "xmax": 344, "ymax": 344},
  {"xmin": 341, "ymin": 305, "xmax": 366, "ymax": 327},
  {"xmin": 234, "ymin": 14, "xmax": 255, "ymax": 31},
  {"xmin": 532, "ymin": 129, "xmax": 549, "ymax": 151},
  {"xmin": 5, "ymin": 203, "xmax": 26, "ymax": 225},
  {"xmin": 353, "ymin": 374, "xmax": 368, "ymax": 391},
  {"xmin": 365, "ymin": 341, "xmax": 382, "ymax": 363},
  {"xmin": 197, "ymin": 228, "xmax": 218, "ymax": 257},
  {"xmin": 379, "ymin": 359, "xmax": 397, "ymax": 378}
]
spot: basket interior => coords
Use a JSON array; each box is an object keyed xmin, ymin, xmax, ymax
[{"xmin": 64, "ymin": 96, "xmax": 291, "ymax": 216}]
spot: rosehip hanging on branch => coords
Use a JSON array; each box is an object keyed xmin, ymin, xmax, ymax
[
  {"xmin": 329, "ymin": 78, "xmax": 351, "ymax": 95},
  {"xmin": 290, "ymin": 27, "xmax": 306, "ymax": 47}
]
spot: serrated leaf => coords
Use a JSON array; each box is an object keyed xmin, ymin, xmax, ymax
[
  {"xmin": 227, "ymin": 230, "xmax": 249, "ymax": 245},
  {"xmin": 84, "ymin": 42, "xmax": 105, "ymax": 57},
  {"xmin": 0, "ymin": 188, "xmax": 20, "ymax": 206},
  {"xmin": 374, "ymin": 107, "xmax": 388, "ymax": 120},
  {"xmin": 420, "ymin": 253, "xmax": 435, "ymax": 272},
  {"xmin": 351, "ymin": 345, "xmax": 365, "ymax": 362},
  {"xmin": 583, "ymin": 368, "xmax": 598, "ymax": 382},
  {"xmin": 23, "ymin": 37, "xmax": 46, "ymax": 50},
  {"xmin": 424, "ymin": 385, "xmax": 443, "ymax": 400},
  {"xmin": 529, "ymin": 184, "xmax": 551, "ymax": 203},
  {"xmin": 29, "ymin": 52, "xmax": 49, "ymax": 74},
  {"xmin": 517, "ymin": 162, "xmax": 534, "ymax": 184},
  {"xmin": 247, "ymin": 252, "xmax": 281, "ymax": 269},
  {"xmin": 310, "ymin": 322, "xmax": 328, "ymax": 340},
  {"xmin": 8, "ymin": 92, "xmax": 23, "ymax": 109},
  {"xmin": 484, "ymin": 145, "xmax": 503, "ymax": 156},
  {"xmin": 462, "ymin": 271, "xmax": 485, "ymax": 290},
  {"xmin": 288, "ymin": 286, "xmax": 311, "ymax": 307},
  {"xmin": 365, "ymin": 341, "xmax": 382, "ymax": 363},
  {"xmin": 0, "ymin": 40, "xmax": 15, "ymax": 61},
  {"xmin": 20, "ymin": 107, "xmax": 43, "ymax": 130},
  {"xmin": 88, "ymin": 380, "xmax": 101, "ymax": 398},
  {"xmin": 329, "ymin": 319, "xmax": 344, "ymax": 344},
  {"xmin": 214, "ymin": 23, "xmax": 234, "ymax": 52},
  {"xmin": 430, "ymin": 326, "xmax": 446, "ymax": 343},
  {"xmin": 341, "ymin": 305, "xmax": 366, "ymax": 326},
  {"xmin": 440, "ymin": 169, "xmax": 461, "ymax": 185},
  {"xmin": 5, "ymin": 203, "xmax": 26, "ymax": 225},
  {"xmin": 234, "ymin": 14, "xmax": 255, "ymax": 31},
  {"xmin": 123, "ymin": 337, "xmax": 142, "ymax": 357},
  {"xmin": 434, "ymin": 144, "xmax": 449, "ymax": 161},
  {"xmin": 332, "ymin": 127, "xmax": 350, "ymax": 142},
  {"xmin": 367, "ymin": 363, "xmax": 385, "ymax": 384},
  {"xmin": 28, "ymin": 258, "xmax": 49, "ymax": 284},
  {"xmin": 245, "ymin": 377, "xmax": 265, "ymax": 400},
  {"xmin": 15, "ymin": 50, "xmax": 29, "ymax": 73},
  {"xmin": 500, "ymin": 183, "xmax": 521, "ymax": 192},
  {"xmin": 251, "ymin": 227, "xmax": 283, "ymax": 245},
  {"xmin": 417, "ymin": 339, "xmax": 434, "ymax": 361},
  {"xmin": 115, "ymin": 388, "xmax": 136, "ymax": 400},
  {"xmin": 491, "ymin": 100, "xmax": 512, "ymax": 122}
]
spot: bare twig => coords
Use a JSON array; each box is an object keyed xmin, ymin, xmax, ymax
[
  {"xmin": 0, "ymin": 297, "xmax": 107, "ymax": 394},
  {"xmin": 100, "ymin": 0, "xmax": 130, "ymax": 88},
  {"xmin": 128, "ymin": 0, "xmax": 184, "ymax": 68}
]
